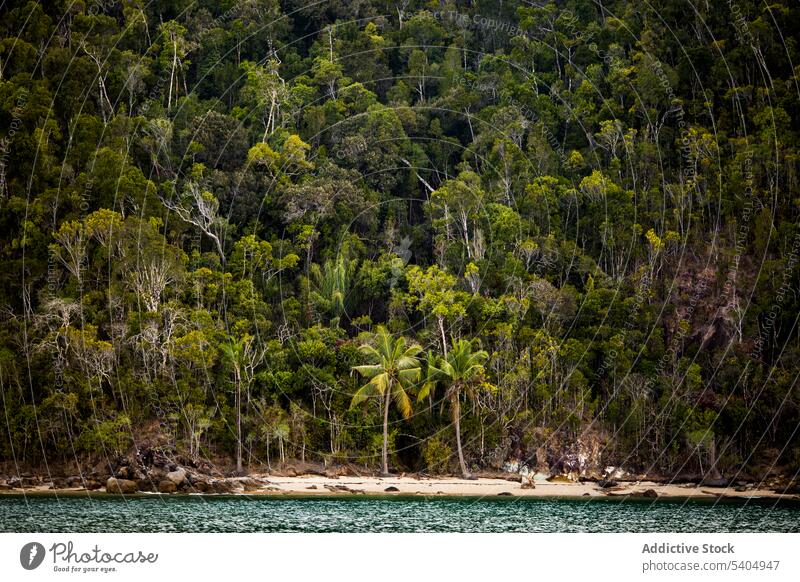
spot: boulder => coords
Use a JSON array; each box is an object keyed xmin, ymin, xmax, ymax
[
  {"xmin": 701, "ymin": 477, "xmax": 730, "ymax": 488},
  {"xmin": 158, "ymin": 480, "xmax": 177, "ymax": 493},
  {"xmin": 384, "ymin": 486, "xmax": 399, "ymax": 492},
  {"xmin": 497, "ymin": 491, "xmax": 514, "ymax": 496},
  {"xmin": 165, "ymin": 468, "xmax": 187, "ymax": 486},
  {"xmin": 547, "ymin": 473, "xmax": 578, "ymax": 483},
  {"xmin": 673, "ymin": 473, "xmax": 703, "ymax": 484},
  {"xmin": 191, "ymin": 480, "xmax": 209, "ymax": 493},
  {"xmin": 8, "ymin": 477, "xmax": 40, "ymax": 488},
  {"xmin": 775, "ymin": 482, "xmax": 800, "ymax": 495},
  {"xmin": 642, "ymin": 489, "xmax": 658, "ymax": 498},
  {"xmin": 239, "ymin": 477, "xmax": 265, "ymax": 491},
  {"xmin": 114, "ymin": 466, "xmax": 133, "ymax": 480},
  {"xmin": 67, "ymin": 476, "xmax": 87, "ymax": 488},
  {"xmin": 50, "ymin": 478, "xmax": 70, "ymax": 489},
  {"xmin": 597, "ymin": 479, "xmax": 618, "ymax": 489},
  {"xmin": 106, "ymin": 477, "xmax": 138, "ymax": 494},
  {"xmin": 147, "ymin": 467, "xmax": 167, "ymax": 481},
  {"xmin": 207, "ymin": 479, "xmax": 243, "ymax": 494},
  {"xmin": 604, "ymin": 466, "xmax": 634, "ymax": 480}
]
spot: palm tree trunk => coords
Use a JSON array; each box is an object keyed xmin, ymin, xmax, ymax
[
  {"xmin": 382, "ymin": 388, "xmax": 390, "ymax": 475},
  {"xmin": 453, "ymin": 394, "xmax": 469, "ymax": 477}
]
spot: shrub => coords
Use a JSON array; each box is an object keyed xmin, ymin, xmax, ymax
[{"xmin": 423, "ymin": 436, "xmax": 452, "ymax": 474}]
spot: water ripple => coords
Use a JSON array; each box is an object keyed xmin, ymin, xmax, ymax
[{"xmin": 0, "ymin": 495, "xmax": 798, "ymax": 533}]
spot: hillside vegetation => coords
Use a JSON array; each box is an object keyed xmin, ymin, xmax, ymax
[{"xmin": 1, "ymin": 0, "xmax": 799, "ymax": 480}]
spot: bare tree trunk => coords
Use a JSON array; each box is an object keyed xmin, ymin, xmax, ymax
[
  {"xmin": 235, "ymin": 373, "xmax": 242, "ymax": 474},
  {"xmin": 168, "ymin": 38, "xmax": 176, "ymax": 109},
  {"xmin": 438, "ymin": 316, "xmax": 448, "ymax": 358}
]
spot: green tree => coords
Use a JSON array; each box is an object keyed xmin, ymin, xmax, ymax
[
  {"xmin": 350, "ymin": 326, "xmax": 421, "ymax": 475},
  {"xmin": 420, "ymin": 339, "xmax": 489, "ymax": 477},
  {"xmin": 405, "ymin": 265, "xmax": 467, "ymax": 357},
  {"xmin": 309, "ymin": 255, "xmax": 356, "ymax": 327}
]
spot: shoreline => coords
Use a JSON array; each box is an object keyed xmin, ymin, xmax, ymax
[{"xmin": 2, "ymin": 475, "xmax": 798, "ymax": 501}]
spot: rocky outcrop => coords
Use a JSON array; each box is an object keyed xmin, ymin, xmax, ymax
[
  {"xmin": 502, "ymin": 429, "xmax": 613, "ymax": 481},
  {"xmin": 7, "ymin": 476, "xmax": 42, "ymax": 488},
  {"xmin": 106, "ymin": 477, "xmax": 138, "ymax": 494},
  {"xmin": 158, "ymin": 480, "xmax": 177, "ymax": 493},
  {"xmin": 165, "ymin": 468, "xmax": 187, "ymax": 486},
  {"xmin": 205, "ymin": 479, "xmax": 245, "ymax": 494},
  {"xmin": 239, "ymin": 477, "xmax": 268, "ymax": 491},
  {"xmin": 701, "ymin": 477, "xmax": 730, "ymax": 488}
]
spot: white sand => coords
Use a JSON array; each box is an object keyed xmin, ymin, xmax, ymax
[{"xmin": 246, "ymin": 475, "xmax": 794, "ymax": 499}]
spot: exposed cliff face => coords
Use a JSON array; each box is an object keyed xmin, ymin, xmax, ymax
[{"xmin": 502, "ymin": 429, "xmax": 610, "ymax": 479}]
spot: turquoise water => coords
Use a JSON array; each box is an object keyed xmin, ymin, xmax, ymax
[{"xmin": 1, "ymin": 494, "xmax": 798, "ymax": 532}]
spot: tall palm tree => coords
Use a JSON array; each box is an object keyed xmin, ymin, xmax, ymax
[
  {"xmin": 420, "ymin": 339, "xmax": 489, "ymax": 478},
  {"xmin": 351, "ymin": 326, "xmax": 421, "ymax": 475}
]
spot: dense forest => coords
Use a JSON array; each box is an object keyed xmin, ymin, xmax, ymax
[{"xmin": 0, "ymin": 0, "xmax": 799, "ymax": 482}]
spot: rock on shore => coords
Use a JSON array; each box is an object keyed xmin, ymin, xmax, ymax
[{"xmin": 106, "ymin": 477, "xmax": 138, "ymax": 494}]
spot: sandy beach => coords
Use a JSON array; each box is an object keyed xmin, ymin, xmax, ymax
[
  {"xmin": 2, "ymin": 473, "xmax": 797, "ymax": 500},
  {"xmin": 244, "ymin": 475, "xmax": 797, "ymax": 499}
]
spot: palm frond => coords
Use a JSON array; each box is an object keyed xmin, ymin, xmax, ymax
[
  {"xmin": 398, "ymin": 366, "xmax": 421, "ymax": 385},
  {"xmin": 392, "ymin": 383, "xmax": 413, "ymax": 418},
  {"xmin": 349, "ymin": 373, "xmax": 387, "ymax": 409},
  {"xmin": 417, "ymin": 380, "xmax": 435, "ymax": 403},
  {"xmin": 352, "ymin": 363, "xmax": 384, "ymax": 378}
]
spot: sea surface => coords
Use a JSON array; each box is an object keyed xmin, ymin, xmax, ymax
[{"xmin": 1, "ymin": 493, "xmax": 798, "ymax": 532}]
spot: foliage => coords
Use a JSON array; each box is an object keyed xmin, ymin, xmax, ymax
[{"xmin": 0, "ymin": 0, "xmax": 798, "ymax": 479}]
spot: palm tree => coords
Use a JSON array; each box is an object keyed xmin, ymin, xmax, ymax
[
  {"xmin": 309, "ymin": 255, "xmax": 356, "ymax": 327},
  {"xmin": 350, "ymin": 326, "xmax": 421, "ymax": 475},
  {"xmin": 420, "ymin": 339, "xmax": 489, "ymax": 478}
]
